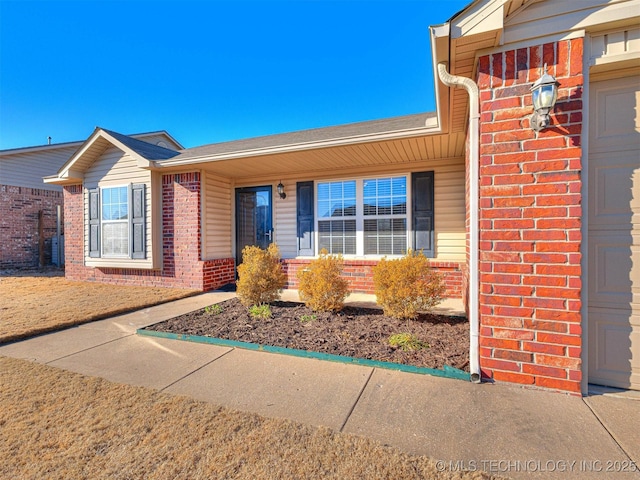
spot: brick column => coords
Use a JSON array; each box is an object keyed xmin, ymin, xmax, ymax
[
  {"xmin": 63, "ymin": 185, "xmax": 84, "ymax": 279},
  {"xmin": 477, "ymin": 39, "xmax": 584, "ymax": 393}
]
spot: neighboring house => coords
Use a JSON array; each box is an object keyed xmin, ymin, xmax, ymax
[
  {"xmin": 0, "ymin": 132, "xmax": 182, "ymax": 268},
  {"xmin": 45, "ymin": 0, "xmax": 640, "ymax": 395}
]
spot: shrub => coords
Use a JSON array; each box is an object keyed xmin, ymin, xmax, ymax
[
  {"xmin": 373, "ymin": 250, "xmax": 445, "ymax": 319},
  {"xmin": 297, "ymin": 249, "xmax": 350, "ymax": 312},
  {"xmin": 236, "ymin": 243, "xmax": 287, "ymax": 307},
  {"xmin": 389, "ymin": 333, "xmax": 429, "ymax": 351}
]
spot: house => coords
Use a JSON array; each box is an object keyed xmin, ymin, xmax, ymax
[
  {"xmin": 0, "ymin": 131, "xmax": 182, "ymax": 269},
  {"xmin": 45, "ymin": 0, "xmax": 639, "ymax": 395}
]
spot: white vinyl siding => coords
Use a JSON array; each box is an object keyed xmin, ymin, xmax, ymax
[
  {"xmin": 0, "ymin": 145, "xmax": 78, "ymax": 191},
  {"xmin": 434, "ymin": 165, "xmax": 466, "ymax": 259},
  {"xmin": 503, "ymin": 0, "xmax": 638, "ymax": 46},
  {"xmin": 203, "ymin": 172, "xmax": 233, "ymax": 259},
  {"xmin": 274, "ymin": 184, "xmax": 297, "ymax": 256},
  {"xmin": 84, "ymin": 147, "xmax": 153, "ymax": 267}
]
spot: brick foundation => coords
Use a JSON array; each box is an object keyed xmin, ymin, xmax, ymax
[
  {"xmin": 282, "ymin": 258, "xmax": 464, "ymax": 298},
  {"xmin": 477, "ymin": 39, "xmax": 583, "ymax": 393},
  {"xmin": 0, "ymin": 184, "xmax": 63, "ymax": 268},
  {"xmin": 63, "ymin": 173, "xmax": 235, "ymax": 291}
]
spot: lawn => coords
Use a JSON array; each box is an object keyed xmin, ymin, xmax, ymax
[
  {"xmin": 0, "ymin": 357, "xmax": 493, "ymax": 479},
  {"xmin": 0, "ymin": 269, "xmax": 198, "ymax": 343},
  {"xmin": 0, "ymin": 272, "xmax": 492, "ymax": 479}
]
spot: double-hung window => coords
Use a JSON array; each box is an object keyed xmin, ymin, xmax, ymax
[
  {"xmin": 363, "ymin": 177, "xmax": 407, "ymax": 255},
  {"xmin": 88, "ymin": 183, "xmax": 146, "ymax": 260},
  {"xmin": 317, "ymin": 180, "xmax": 357, "ymax": 254},
  {"xmin": 101, "ymin": 186, "xmax": 129, "ymax": 257}
]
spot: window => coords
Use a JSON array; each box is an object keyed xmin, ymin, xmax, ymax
[
  {"xmin": 88, "ymin": 183, "xmax": 146, "ymax": 260},
  {"xmin": 314, "ymin": 176, "xmax": 409, "ymax": 256},
  {"xmin": 297, "ymin": 172, "xmax": 434, "ymax": 258},
  {"xmin": 101, "ymin": 186, "xmax": 129, "ymax": 257},
  {"xmin": 317, "ymin": 181, "xmax": 357, "ymax": 254},
  {"xmin": 363, "ymin": 177, "xmax": 407, "ymax": 255}
]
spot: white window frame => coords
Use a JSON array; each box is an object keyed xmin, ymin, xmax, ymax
[
  {"xmin": 315, "ymin": 174, "xmax": 410, "ymax": 258},
  {"xmin": 100, "ymin": 185, "xmax": 131, "ymax": 258}
]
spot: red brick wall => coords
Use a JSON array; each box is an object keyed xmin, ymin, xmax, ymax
[
  {"xmin": 477, "ymin": 39, "xmax": 583, "ymax": 393},
  {"xmin": 282, "ymin": 258, "xmax": 464, "ymax": 298},
  {"xmin": 63, "ymin": 173, "xmax": 235, "ymax": 290},
  {"xmin": 0, "ymin": 184, "xmax": 63, "ymax": 268}
]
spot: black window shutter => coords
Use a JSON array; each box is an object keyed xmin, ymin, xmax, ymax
[
  {"xmin": 412, "ymin": 171, "xmax": 435, "ymax": 258},
  {"xmin": 131, "ymin": 183, "xmax": 146, "ymax": 259},
  {"xmin": 88, "ymin": 188, "xmax": 100, "ymax": 258},
  {"xmin": 296, "ymin": 181, "xmax": 314, "ymax": 256}
]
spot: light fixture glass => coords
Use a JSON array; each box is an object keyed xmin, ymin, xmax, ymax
[
  {"xmin": 530, "ymin": 63, "xmax": 559, "ymax": 132},
  {"xmin": 277, "ymin": 181, "xmax": 286, "ymax": 199}
]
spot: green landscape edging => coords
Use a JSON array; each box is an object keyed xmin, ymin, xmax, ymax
[{"xmin": 136, "ymin": 328, "xmax": 470, "ymax": 382}]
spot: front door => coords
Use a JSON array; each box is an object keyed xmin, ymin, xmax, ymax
[
  {"xmin": 588, "ymin": 74, "xmax": 640, "ymax": 390},
  {"xmin": 235, "ymin": 186, "xmax": 273, "ymax": 269}
]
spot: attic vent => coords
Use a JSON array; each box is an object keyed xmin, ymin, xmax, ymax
[{"xmin": 157, "ymin": 141, "xmax": 169, "ymax": 148}]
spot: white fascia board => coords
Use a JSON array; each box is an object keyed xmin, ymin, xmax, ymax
[
  {"xmin": 54, "ymin": 127, "xmax": 103, "ymax": 177},
  {"xmin": 153, "ymin": 125, "xmax": 444, "ymax": 168},
  {"xmin": 43, "ymin": 172, "xmax": 83, "ymax": 185}
]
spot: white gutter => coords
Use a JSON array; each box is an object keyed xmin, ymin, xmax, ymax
[{"xmin": 437, "ymin": 62, "xmax": 481, "ymax": 384}]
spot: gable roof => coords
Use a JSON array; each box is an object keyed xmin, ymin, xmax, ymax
[
  {"xmin": 100, "ymin": 129, "xmax": 182, "ymax": 161},
  {"xmin": 45, "ymin": 128, "xmax": 181, "ymax": 184}
]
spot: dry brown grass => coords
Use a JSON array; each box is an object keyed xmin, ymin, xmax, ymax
[
  {"xmin": 1, "ymin": 272, "xmax": 494, "ymax": 479},
  {"xmin": 0, "ymin": 271, "xmax": 198, "ymax": 343},
  {"xmin": 0, "ymin": 356, "xmax": 492, "ymax": 480}
]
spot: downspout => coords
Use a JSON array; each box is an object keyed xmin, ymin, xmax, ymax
[{"xmin": 437, "ymin": 62, "xmax": 481, "ymax": 383}]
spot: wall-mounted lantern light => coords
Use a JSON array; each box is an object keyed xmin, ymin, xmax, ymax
[
  {"xmin": 530, "ymin": 63, "xmax": 560, "ymax": 132},
  {"xmin": 277, "ymin": 181, "xmax": 286, "ymax": 199}
]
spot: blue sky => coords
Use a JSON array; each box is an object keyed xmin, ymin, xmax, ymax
[{"xmin": 0, "ymin": 0, "xmax": 469, "ymax": 150}]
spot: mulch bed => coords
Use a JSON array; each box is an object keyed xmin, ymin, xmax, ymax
[{"xmin": 145, "ymin": 298, "xmax": 470, "ymax": 372}]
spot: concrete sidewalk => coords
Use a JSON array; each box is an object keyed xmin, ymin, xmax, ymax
[{"xmin": 1, "ymin": 291, "xmax": 638, "ymax": 479}]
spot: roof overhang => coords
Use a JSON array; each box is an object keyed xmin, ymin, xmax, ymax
[
  {"xmin": 430, "ymin": 0, "xmax": 510, "ymax": 134},
  {"xmin": 154, "ymin": 125, "xmax": 466, "ymax": 181},
  {"xmin": 146, "ymin": 111, "xmax": 471, "ymax": 181}
]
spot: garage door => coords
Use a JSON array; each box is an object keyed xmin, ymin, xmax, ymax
[{"xmin": 588, "ymin": 74, "xmax": 640, "ymax": 390}]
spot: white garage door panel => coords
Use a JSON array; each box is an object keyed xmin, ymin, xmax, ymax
[
  {"xmin": 588, "ymin": 74, "xmax": 640, "ymax": 390},
  {"xmin": 589, "ymin": 151, "xmax": 640, "ymax": 227},
  {"xmin": 590, "ymin": 76, "xmax": 640, "ymax": 154},
  {"xmin": 588, "ymin": 232, "xmax": 640, "ymax": 308},
  {"xmin": 588, "ymin": 309, "xmax": 640, "ymax": 389}
]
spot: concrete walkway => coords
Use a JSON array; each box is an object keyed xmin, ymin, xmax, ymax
[{"xmin": 1, "ymin": 291, "xmax": 639, "ymax": 479}]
